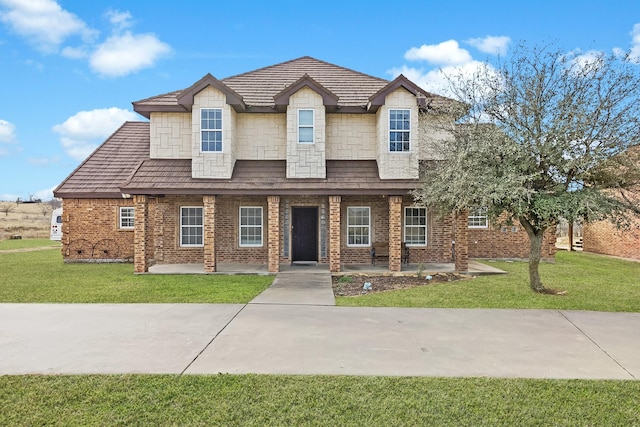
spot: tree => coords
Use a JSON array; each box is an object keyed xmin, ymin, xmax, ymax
[
  {"xmin": 0, "ymin": 203, "xmax": 16, "ymax": 217},
  {"xmin": 415, "ymin": 44, "xmax": 640, "ymax": 293}
]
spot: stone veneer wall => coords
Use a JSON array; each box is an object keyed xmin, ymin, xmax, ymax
[
  {"xmin": 583, "ymin": 219, "xmax": 640, "ymax": 260},
  {"xmin": 286, "ymin": 87, "xmax": 326, "ymax": 178},
  {"xmin": 61, "ymin": 198, "xmax": 137, "ymax": 262},
  {"xmin": 149, "ymin": 112, "xmax": 192, "ymax": 159},
  {"xmin": 326, "ymin": 114, "xmax": 376, "ymax": 160}
]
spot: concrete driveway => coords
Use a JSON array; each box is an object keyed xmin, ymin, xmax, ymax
[{"xmin": 0, "ymin": 303, "xmax": 638, "ymax": 379}]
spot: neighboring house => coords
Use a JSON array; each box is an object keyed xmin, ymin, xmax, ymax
[
  {"xmin": 54, "ymin": 56, "xmax": 555, "ymax": 273},
  {"xmin": 583, "ymin": 186, "xmax": 640, "ymax": 260}
]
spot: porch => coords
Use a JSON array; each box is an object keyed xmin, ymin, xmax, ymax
[{"xmin": 147, "ymin": 260, "xmax": 505, "ymax": 275}]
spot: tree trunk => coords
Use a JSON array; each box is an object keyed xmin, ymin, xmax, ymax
[
  {"xmin": 568, "ymin": 222, "xmax": 574, "ymax": 252},
  {"xmin": 520, "ymin": 218, "xmax": 546, "ymax": 293}
]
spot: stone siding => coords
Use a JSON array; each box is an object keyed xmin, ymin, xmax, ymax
[
  {"xmin": 326, "ymin": 114, "xmax": 376, "ymax": 160},
  {"xmin": 236, "ymin": 113, "xmax": 286, "ymax": 159},
  {"xmin": 149, "ymin": 112, "xmax": 192, "ymax": 159},
  {"xmin": 286, "ymin": 87, "xmax": 326, "ymax": 178}
]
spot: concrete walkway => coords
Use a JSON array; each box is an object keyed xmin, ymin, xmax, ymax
[
  {"xmin": 249, "ymin": 270, "xmax": 335, "ymax": 306},
  {"xmin": 1, "ymin": 303, "xmax": 638, "ymax": 379}
]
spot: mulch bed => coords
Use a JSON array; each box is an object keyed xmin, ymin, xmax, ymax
[{"xmin": 332, "ymin": 273, "xmax": 470, "ymax": 297}]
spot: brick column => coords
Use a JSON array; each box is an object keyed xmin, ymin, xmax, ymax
[
  {"xmin": 388, "ymin": 196, "xmax": 403, "ymax": 272},
  {"xmin": 329, "ymin": 196, "xmax": 341, "ymax": 272},
  {"xmin": 203, "ymin": 195, "xmax": 216, "ymax": 273},
  {"xmin": 267, "ymin": 196, "xmax": 280, "ymax": 273},
  {"xmin": 454, "ymin": 210, "xmax": 469, "ymax": 273},
  {"xmin": 134, "ymin": 195, "xmax": 149, "ymax": 273}
]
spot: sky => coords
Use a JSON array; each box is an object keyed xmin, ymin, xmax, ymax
[{"xmin": 1, "ymin": 0, "xmax": 640, "ymax": 201}]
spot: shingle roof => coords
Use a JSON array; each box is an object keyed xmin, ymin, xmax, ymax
[
  {"xmin": 133, "ymin": 56, "xmax": 451, "ymax": 115},
  {"xmin": 54, "ymin": 122, "xmax": 150, "ymax": 198},
  {"xmin": 120, "ymin": 159, "xmax": 418, "ymax": 196}
]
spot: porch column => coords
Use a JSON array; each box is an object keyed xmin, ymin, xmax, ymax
[
  {"xmin": 203, "ymin": 195, "xmax": 216, "ymax": 273},
  {"xmin": 133, "ymin": 195, "xmax": 149, "ymax": 273},
  {"xmin": 329, "ymin": 196, "xmax": 341, "ymax": 272},
  {"xmin": 388, "ymin": 196, "xmax": 403, "ymax": 272},
  {"xmin": 267, "ymin": 195, "xmax": 280, "ymax": 273},
  {"xmin": 454, "ymin": 209, "xmax": 469, "ymax": 273}
]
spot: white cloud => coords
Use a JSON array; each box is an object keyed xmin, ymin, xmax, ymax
[
  {"xmin": 404, "ymin": 40, "xmax": 472, "ymax": 66},
  {"xmin": 33, "ymin": 185, "xmax": 57, "ymax": 201},
  {"xmin": 0, "ymin": 119, "xmax": 16, "ymax": 144},
  {"xmin": 0, "ymin": 0, "xmax": 96, "ymax": 52},
  {"xmin": 52, "ymin": 108, "xmax": 139, "ymax": 160},
  {"xmin": 466, "ymin": 35, "xmax": 511, "ymax": 56},
  {"xmin": 90, "ymin": 31, "xmax": 171, "ymax": 77},
  {"xmin": 27, "ymin": 156, "xmax": 60, "ymax": 166},
  {"xmin": 105, "ymin": 9, "xmax": 133, "ymax": 32},
  {"xmin": 629, "ymin": 23, "xmax": 640, "ymax": 61},
  {"xmin": 389, "ymin": 61, "xmax": 491, "ymax": 99},
  {"xmin": 0, "ymin": 1, "xmax": 172, "ymax": 77}
]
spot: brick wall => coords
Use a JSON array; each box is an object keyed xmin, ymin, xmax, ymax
[
  {"xmin": 583, "ymin": 219, "xmax": 640, "ymax": 260},
  {"xmin": 468, "ymin": 218, "xmax": 556, "ymax": 260},
  {"xmin": 61, "ymin": 198, "xmax": 137, "ymax": 262}
]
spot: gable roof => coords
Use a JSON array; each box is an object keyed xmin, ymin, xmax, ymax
[
  {"xmin": 54, "ymin": 122, "xmax": 150, "ymax": 198},
  {"xmin": 133, "ymin": 56, "xmax": 451, "ymax": 116}
]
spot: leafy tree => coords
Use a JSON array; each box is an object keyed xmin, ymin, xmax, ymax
[{"xmin": 415, "ymin": 44, "xmax": 640, "ymax": 292}]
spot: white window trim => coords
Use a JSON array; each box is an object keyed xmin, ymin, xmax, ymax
[
  {"xmin": 388, "ymin": 109, "xmax": 411, "ymax": 153},
  {"xmin": 200, "ymin": 108, "xmax": 223, "ymax": 153},
  {"xmin": 239, "ymin": 206, "xmax": 264, "ymax": 247},
  {"xmin": 468, "ymin": 207, "xmax": 489, "ymax": 229},
  {"xmin": 404, "ymin": 206, "xmax": 427, "ymax": 246},
  {"xmin": 180, "ymin": 206, "xmax": 204, "ymax": 248},
  {"xmin": 346, "ymin": 206, "xmax": 371, "ymax": 247},
  {"xmin": 297, "ymin": 109, "xmax": 314, "ymax": 144},
  {"xmin": 119, "ymin": 207, "xmax": 135, "ymax": 230}
]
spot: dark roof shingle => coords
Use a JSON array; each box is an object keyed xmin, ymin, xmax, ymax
[{"xmin": 54, "ymin": 122, "xmax": 150, "ymax": 198}]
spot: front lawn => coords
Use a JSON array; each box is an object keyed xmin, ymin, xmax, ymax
[
  {"xmin": 337, "ymin": 251, "xmax": 640, "ymax": 312},
  {"xmin": 0, "ymin": 249, "xmax": 272, "ymax": 303},
  {"xmin": 0, "ymin": 238, "xmax": 60, "ymax": 250},
  {"xmin": 1, "ymin": 375, "xmax": 638, "ymax": 426}
]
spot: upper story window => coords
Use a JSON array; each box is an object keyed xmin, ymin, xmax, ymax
[
  {"xmin": 201, "ymin": 108, "xmax": 222, "ymax": 152},
  {"xmin": 468, "ymin": 207, "xmax": 489, "ymax": 228},
  {"xmin": 298, "ymin": 109, "xmax": 314, "ymax": 143},
  {"xmin": 347, "ymin": 207, "xmax": 370, "ymax": 246},
  {"xmin": 389, "ymin": 109, "xmax": 410, "ymax": 152},
  {"xmin": 404, "ymin": 207, "xmax": 427, "ymax": 246},
  {"xmin": 119, "ymin": 207, "xmax": 135, "ymax": 229}
]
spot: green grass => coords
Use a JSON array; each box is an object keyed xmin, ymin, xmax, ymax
[
  {"xmin": 0, "ymin": 250, "xmax": 272, "ymax": 303},
  {"xmin": 1, "ymin": 375, "xmax": 638, "ymax": 426},
  {"xmin": 0, "ymin": 238, "xmax": 60, "ymax": 250},
  {"xmin": 337, "ymin": 251, "xmax": 640, "ymax": 312}
]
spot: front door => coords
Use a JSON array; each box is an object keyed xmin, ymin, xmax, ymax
[{"xmin": 291, "ymin": 207, "xmax": 318, "ymax": 262}]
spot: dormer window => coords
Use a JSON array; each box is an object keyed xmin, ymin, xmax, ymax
[
  {"xmin": 389, "ymin": 109, "xmax": 410, "ymax": 152},
  {"xmin": 201, "ymin": 108, "xmax": 222, "ymax": 152},
  {"xmin": 298, "ymin": 109, "xmax": 314, "ymax": 143}
]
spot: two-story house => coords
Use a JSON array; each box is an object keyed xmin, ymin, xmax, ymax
[{"xmin": 54, "ymin": 57, "xmax": 555, "ymax": 273}]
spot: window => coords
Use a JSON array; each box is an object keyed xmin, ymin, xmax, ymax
[
  {"xmin": 240, "ymin": 207, "xmax": 263, "ymax": 247},
  {"xmin": 389, "ymin": 109, "xmax": 410, "ymax": 152},
  {"xmin": 180, "ymin": 206, "xmax": 203, "ymax": 247},
  {"xmin": 468, "ymin": 207, "xmax": 489, "ymax": 228},
  {"xmin": 347, "ymin": 207, "xmax": 370, "ymax": 246},
  {"xmin": 201, "ymin": 108, "xmax": 222, "ymax": 152},
  {"xmin": 404, "ymin": 207, "xmax": 427, "ymax": 245},
  {"xmin": 119, "ymin": 207, "xmax": 134, "ymax": 229},
  {"xmin": 298, "ymin": 109, "xmax": 314, "ymax": 143}
]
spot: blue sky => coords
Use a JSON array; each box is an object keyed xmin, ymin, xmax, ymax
[{"xmin": 1, "ymin": 0, "xmax": 640, "ymax": 201}]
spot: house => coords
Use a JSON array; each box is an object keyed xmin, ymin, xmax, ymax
[
  {"xmin": 54, "ymin": 56, "xmax": 556, "ymax": 273},
  {"xmin": 583, "ymin": 186, "xmax": 640, "ymax": 260}
]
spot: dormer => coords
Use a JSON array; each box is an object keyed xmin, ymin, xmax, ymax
[
  {"xmin": 178, "ymin": 74, "xmax": 244, "ymax": 179},
  {"xmin": 369, "ymin": 75, "xmax": 426, "ymax": 180},
  {"xmin": 275, "ymin": 75, "xmax": 337, "ymax": 178}
]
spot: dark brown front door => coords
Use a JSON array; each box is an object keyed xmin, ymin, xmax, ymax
[{"xmin": 291, "ymin": 207, "xmax": 318, "ymax": 262}]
